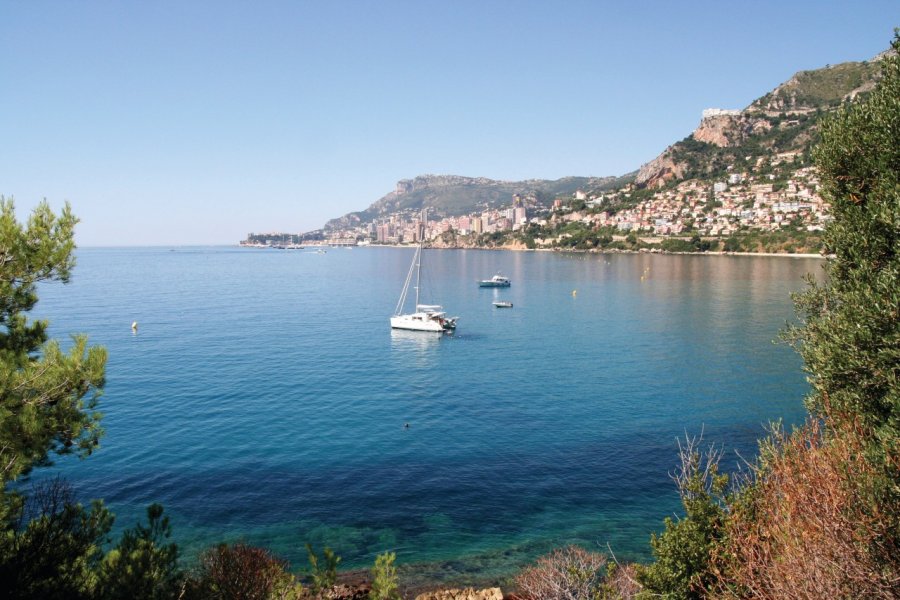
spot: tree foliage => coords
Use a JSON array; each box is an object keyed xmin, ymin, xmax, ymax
[
  {"xmin": 0, "ymin": 198, "xmax": 107, "ymax": 490},
  {"xmin": 785, "ymin": 33, "xmax": 900, "ymax": 442},
  {"xmin": 0, "ymin": 199, "xmax": 111, "ymax": 597},
  {"xmin": 782, "ymin": 32, "xmax": 900, "ymax": 566},
  {"xmin": 706, "ymin": 32, "xmax": 900, "ymax": 598},
  {"xmin": 0, "ymin": 201, "xmax": 179, "ymax": 598}
]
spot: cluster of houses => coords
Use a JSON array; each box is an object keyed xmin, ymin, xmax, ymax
[
  {"xmin": 321, "ymin": 157, "xmax": 828, "ymax": 246},
  {"xmin": 575, "ymin": 163, "xmax": 827, "ymax": 238}
]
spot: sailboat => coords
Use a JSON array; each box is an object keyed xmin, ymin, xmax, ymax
[{"xmin": 390, "ymin": 234, "xmax": 458, "ymax": 333}]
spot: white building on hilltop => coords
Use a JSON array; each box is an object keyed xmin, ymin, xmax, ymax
[{"xmin": 702, "ymin": 108, "xmax": 741, "ymax": 119}]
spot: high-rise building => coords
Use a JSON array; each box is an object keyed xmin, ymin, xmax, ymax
[{"xmin": 514, "ymin": 206, "xmax": 527, "ymax": 225}]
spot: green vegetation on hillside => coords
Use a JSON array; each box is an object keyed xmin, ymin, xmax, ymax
[{"xmin": 753, "ymin": 59, "xmax": 882, "ymax": 110}]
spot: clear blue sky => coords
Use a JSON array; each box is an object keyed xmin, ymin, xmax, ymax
[{"xmin": 1, "ymin": 2, "xmax": 895, "ymax": 246}]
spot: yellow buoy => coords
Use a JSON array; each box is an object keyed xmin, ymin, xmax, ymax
[
  {"xmin": 131, "ymin": 321, "xmax": 138, "ymax": 331},
  {"xmin": 572, "ymin": 290, "xmax": 577, "ymax": 296}
]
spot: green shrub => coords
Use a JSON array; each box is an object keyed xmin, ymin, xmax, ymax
[
  {"xmin": 96, "ymin": 503, "xmax": 181, "ymax": 600},
  {"xmin": 635, "ymin": 437, "xmax": 728, "ymax": 599},
  {"xmin": 370, "ymin": 551, "xmax": 400, "ymax": 600},
  {"xmin": 305, "ymin": 543, "xmax": 340, "ymax": 593}
]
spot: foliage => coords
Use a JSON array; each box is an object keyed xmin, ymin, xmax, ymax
[
  {"xmin": 712, "ymin": 419, "xmax": 900, "ymax": 599},
  {"xmin": 0, "ymin": 198, "xmax": 108, "ymax": 491},
  {"xmin": 96, "ymin": 504, "xmax": 181, "ymax": 600},
  {"xmin": 305, "ymin": 542, "xmax": 340, "ymax": 593},
  {"xmin": 0, "ymin": 478, "xmax": 112, "ymax": 600},
  {"xmin": 370, "ymin": 551, "xmax": 400, "ymax": 600},
  {"xmin": 635, "ymin": 436, "xmax": 728, "ymax": 599},
  {"xmin": 756, "ymin": 60, "xmax": 882, "ymax": 110},
  {"xmin": 0, "ymin": 200, "xmax": 111, "ymax": 597},
  {"xmin": 0, "ymin": 201, "xmax": 185, "ymax": 599},
  {"xmin": 477, "ymin": 230, "xmax": 511, "ymax": 247},
  {"xmin": 784, "ymin": 32, "xmax": 900, "ymax": 442},
  {"xmin": 515, "ymin": 545, "xmax": 608, "ymax": 600},
  {"xmin": 659, "ymin": 235, "xmax": 713, "ymax": 253},
  {"xmin": 711, "ymin": 229, "xmax": 822, "ymax": 254},
  {"xmin": 185, "ymin": 542, "xmax": 301, "ymax": 600}
]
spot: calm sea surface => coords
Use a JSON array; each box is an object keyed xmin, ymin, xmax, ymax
[{"xmin": 33, "ymin": 247, "xmax": 820, "ymax": 585}]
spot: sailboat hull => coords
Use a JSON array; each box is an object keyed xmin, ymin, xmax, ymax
[{"xmin": 390, "ymin": 313, "xmax": 449, "ymax": 332}]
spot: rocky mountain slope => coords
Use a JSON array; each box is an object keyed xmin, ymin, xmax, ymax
[{"xmin": 631, "ymin": 56, "xmax": 884, "ymax": 190}]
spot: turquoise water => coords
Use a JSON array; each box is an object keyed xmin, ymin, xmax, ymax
[{"xmin": 32, "ymin": 247, "xmax": 818, "ymax": 585}]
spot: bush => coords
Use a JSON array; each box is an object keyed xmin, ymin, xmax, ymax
[
  {"xmin": 370, "ymin": 551, "xmax": 400, "ymax": 600},
  {"xmin": 0, "ymin": 478, "xmax": 112, "ymax": 600},
  {"xmin": 515, "ymin": 545, "xmax": 607, "ymax": 600},
  {"xmin": 709, "ymin": 31, "xmax": 900, "ymax": 597},
  {"xmin": 305, "ymin": 543, "xmax": 340, "ymax": 594},
  {"xmin": 96, "ymin": 503, "xmax": 181, "ymax": 600},
  {"xmin": 712, "ymin": 419, "xmax": 900, "ymax": 598},
  {"xmin": 185, "ymin": 543, "xmax": 300, "ymax": 600},
  {"xmin": 635, "ymin": 436, "xmax": 727, "ymax": 599}
]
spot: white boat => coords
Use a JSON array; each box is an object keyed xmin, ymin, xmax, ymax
[
  {"xmin": 391, "ymin": 240, "xmax": 458, "ymax": 333},
  {"xmin": 478, "ymin": 274, "xmax": 511, "ymax": 287},
  {"xmin": 492, "ymin": 301, "xmax": 513, "ymax": 308}
]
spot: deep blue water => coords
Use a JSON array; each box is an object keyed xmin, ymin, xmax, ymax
[{"xmin": 31, "ymin": 246, "xmax": 819, "ymax": 585}]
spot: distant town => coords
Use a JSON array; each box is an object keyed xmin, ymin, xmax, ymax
[{"xmin": 242, "ymin": 150, "xmax": 828, "ymax": 253}]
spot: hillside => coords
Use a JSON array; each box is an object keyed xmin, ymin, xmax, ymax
[
  {"xmin": 630, "ymin": 56, "xmax": 884, "ymax": 190},
  {"xmin": 324, "ymin": 174, "xmax": 626, "ymax": 231}
]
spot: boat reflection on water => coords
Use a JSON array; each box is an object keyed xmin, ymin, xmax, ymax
[
  {"xmin": 389, "ymin": 327, "xmax": 447, "ymax": 367},
  {"xmin": 390, "ymin": 327, "xmax": 444, "ymax": 349}
]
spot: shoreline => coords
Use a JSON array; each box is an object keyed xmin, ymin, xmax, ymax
[{"xmin": 359, "ymin": 244, "xmax": 826, "ymax": 259}]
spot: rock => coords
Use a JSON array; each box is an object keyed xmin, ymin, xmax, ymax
[
  {"xmin": 414, "ymin": 587, "xmax": 503, "ymax": 600},
  {"xmin": 693, "ymin": 112, "xmax": 745, "ymax": 147},
  {"xmin": 634, "ymin": 148, "xmax": 686, "ymax": 189},
  {"xmin": 322, "ymin": 582, "xmax": 371, "ymax": 600}
]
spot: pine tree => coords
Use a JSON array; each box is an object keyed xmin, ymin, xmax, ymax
[
  {"xmin": 0, "ymin": 198, "xmax": 107, "ymax": 490},
  {"xmin": 0, "ymin": 198, "xmax": 109, "ymax": 596}
]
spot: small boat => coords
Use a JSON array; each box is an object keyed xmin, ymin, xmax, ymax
[
  {"xmin": 478, "ymin": 274, "xmax": 511, "ymax": 287},
  {"xmin": 492, "ymin": 301, "xmax": 513, "ymax": 308}
]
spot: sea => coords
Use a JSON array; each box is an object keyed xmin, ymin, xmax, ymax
[{"xmin": 31, "ymin": 246, "xmax": 820, "ymax": 586}]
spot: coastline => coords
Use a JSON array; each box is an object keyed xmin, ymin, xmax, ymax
[{"xmin": 360, "ymin": 243, "xmax": 826, "ymax": 259}]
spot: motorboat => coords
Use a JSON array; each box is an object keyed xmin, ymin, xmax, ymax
[{"xmin": 479, "ymin": 274, "xmax": 511, "ymax": 287}]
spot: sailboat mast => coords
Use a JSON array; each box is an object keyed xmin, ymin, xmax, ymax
[
  {"xmin": 414, "ymin": 208, "xmax": 426, "ymax": 309},
  {"xmin": 414, "ymin": 243, "xmax": 421, "ymax": 309}
]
